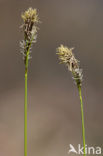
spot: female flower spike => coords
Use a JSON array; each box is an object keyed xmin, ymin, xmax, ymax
[{"xmin": 57, "ymin": 44, "xmax": 83, "ymax": 87}]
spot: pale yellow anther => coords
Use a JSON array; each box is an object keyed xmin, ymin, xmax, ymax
[{"xmin": 21, "ymin": 8, "xmax": 39, "ymax": 23}]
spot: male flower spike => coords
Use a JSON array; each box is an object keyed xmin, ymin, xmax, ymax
[
  {"xmin": 20, "ymin": 8, "xmax": 39, "ymax": 64},
  {"xmin": 57, "ymin": 45, "xmax": 83, "ymax": 87}
]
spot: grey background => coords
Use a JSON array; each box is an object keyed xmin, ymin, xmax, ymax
[{"xmin": 0, "ymin": 0, "xmax": 103, "ymax": 156}]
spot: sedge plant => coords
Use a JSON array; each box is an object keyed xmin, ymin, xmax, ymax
[
  {"xmin": 20, "ymin": 8, "xmax": 39, "ymax": 156},
  {"xmin": 56, "ymin": 45, "xmax": 86, "ymax": 156}
]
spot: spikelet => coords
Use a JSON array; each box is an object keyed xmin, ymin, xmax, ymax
[
  {"xmin": 20, "ymin": 8, "xmax": 39, "ymax": 64},
  {"xmin": 57, "ymin": 45, "xmax": 83, "ymax": 86}
]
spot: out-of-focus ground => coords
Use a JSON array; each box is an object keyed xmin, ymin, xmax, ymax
[{"xmin": 0, "ymin": 0, "xmax": 103, "ymax": 156}]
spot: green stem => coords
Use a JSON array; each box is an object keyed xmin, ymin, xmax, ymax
[
  {"xmin": 24, "ymin": 38, "xmax": 32, "ymax": 156},
  {"xmin": 78, "ymin": 85, "xmax": 86, "ymax": 156},
  {"xmin": 24, "ymin": 54, "xmax": 29, "ymax": 156}
]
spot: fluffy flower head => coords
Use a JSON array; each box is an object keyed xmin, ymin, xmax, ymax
[
  {"xmin": 57, "ymin": 44, "xmax": 83, "ymax": 86},
  {"xmin": 20, "ymin": 8, "xmax": 39, "ymax": 65},
  {"xmin": 21, "ymin": 8, "xmax": 39, "ymax": 23},
  {"xmin": 57, "ymin": 45, "xmax": 78, "ymax": 71}
]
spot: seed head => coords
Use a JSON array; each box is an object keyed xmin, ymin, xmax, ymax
[{"xmin": 57, "ymin": 44, "xmax": 83, "ymax": 87}]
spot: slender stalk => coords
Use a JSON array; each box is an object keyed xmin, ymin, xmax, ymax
[
  {"xmin": 24, "ymin": 54, "xmax": 29, "ymax": 156},
  {"xmin": 78, "ymin": 85, "xmax": 86, "ymax": 156},
  {"xmin": 24, "ymin": 32, "xmax": 35, "ymax": 156}
]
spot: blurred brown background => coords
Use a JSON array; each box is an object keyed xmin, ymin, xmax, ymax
[{"xmin": 0, "ymin": 0, "xmax": 103, "ymax": 156}]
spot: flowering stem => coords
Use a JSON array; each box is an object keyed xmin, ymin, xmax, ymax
[
  {"xmin": 24, "ymin": 53, "xmax": 29, "ymax": 156},
  {"xmin": 21, "ymin": 7, "xmax": 39, "ymax": 156},
  {"xmin": 56, "ymin": 44, "xmax": 85, "ymax": 155},
  {"xmin": 78, "ymin": 85, "xmax": 86, "ymax": 156}
]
